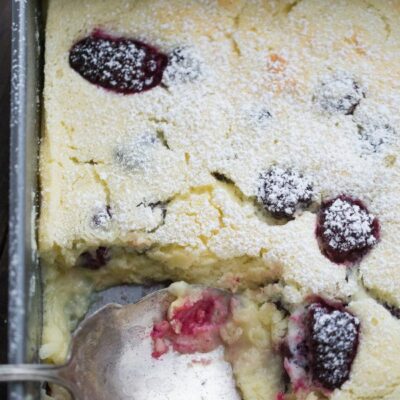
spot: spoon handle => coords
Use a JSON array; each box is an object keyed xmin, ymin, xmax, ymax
[{"xmin": 0, "ymin": 364, "xmax": 77, "ymax": 398}]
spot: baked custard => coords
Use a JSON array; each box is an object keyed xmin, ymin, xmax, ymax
[{"xmin": 40, "ymin": 0, "xmax": 400, "ymax": 399}]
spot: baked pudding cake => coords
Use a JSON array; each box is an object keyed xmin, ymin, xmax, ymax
[{"xmin": 39, "ymin": 0, "xmax": 400, "ymax": 399}]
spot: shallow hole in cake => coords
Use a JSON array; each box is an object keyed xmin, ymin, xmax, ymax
[
  {"xmin": 76, "ymin": 246, "xmax": 112, "ymax": 270},
  {"xmin": 156, "ymin": 129, "xmax": 170, "ymax": 150},
  {"xmin": 211, "ymin": 171, "xmax": 234, "ymax": 184},
  {"xmin": 376, "ymin": 300, "xmax": 400, "ymax": 319},
  {"xmin": 68, "ymin": 156, "xmax": 104, "ymax": 166},
  {"xmin": 209, "ymin": 171, "xmax": 248, "ymax": 205},
  {"xmin": 136, "ymin": 198, "xmax": 173, "ymax": 233},
  {"xmin": 273, "ymin": 300, "xmax": 291, "ymax": 317},
  {"xmin": 90, "ymin": 205, "xmax": 112, "ymax": 231},
  {"xmin": 211, "ymin": 169, "xmax": 316, "ymax": 227},
  {"xmin": 282, "ymin": 0, "xmax": 303, "ymax": 16}
]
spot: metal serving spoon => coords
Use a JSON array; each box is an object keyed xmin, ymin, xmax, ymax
[{"xmin": 0, "ymin": 286, "xmax": 240, "ymax": 400}]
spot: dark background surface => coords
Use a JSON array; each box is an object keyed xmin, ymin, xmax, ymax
[{"xmin": 1, "ymin": 0, "xmax": 11, "ymax": 396}]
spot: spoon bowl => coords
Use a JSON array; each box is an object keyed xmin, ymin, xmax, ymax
[{"xmin": 0, "ymin": 286, "xmax": 240, "ymax": 400}]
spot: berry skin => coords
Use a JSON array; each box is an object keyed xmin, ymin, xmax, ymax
[
  {"xmin": 257, "ymin": 166, "xmax": 314, "ymax": 219},
  {"xmin": 357, "ymin": 122, "xmax": 396, "ymax": 153},
  {"xmin": 316, "ymin": 195, "xmax": 380, "ymax": 264},
  {"xmin": 76, "ymin": 247, "xmax": 111, "ymax": 270},
  {"xmin": 314, "ymin": 72, "xmax": 365, "ymax": 115},
  {"xmin": 284, "ymin": 300, "xmax": 360, "ymax": 393},
  {"xmin": 162, "ymin": 46, "xmax": 203, "ymax": 86},
  {"xmin": 306, "ymin": 302, "xmax": 360, "ymax": 390},
  {"xmin": 69, "ymin": 30, "xmax": 168, "ymax": 94},
  {"xmin": 353, "ymin": 106, "xmax": 397, "ymax": 154}
]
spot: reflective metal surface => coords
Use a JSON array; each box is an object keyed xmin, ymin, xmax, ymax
[
  {"xmin": 2, "ymin": 289, "xmax": 240, "ymax": 400},
  {"xmin": 9, "ymin": 0, "xmax": 43, "ymax": 398}
]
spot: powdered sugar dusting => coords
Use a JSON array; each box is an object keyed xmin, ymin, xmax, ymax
[
  {"xmin": 114, "ymin": 132, "xmax": 166, "ymax": 172},
  {"xmin": 41, "ymin": 0, "xmax": 400, "ymax": 291},
  {"xmin": 69, "ymin": 31, "xmax": 168, "ymax": 93},
  {"xmin": 309, "ymin": 302, "xmax": 360, "ymax": 390},
  {"xmin": 353, "ymin": 101, "xmax": 397, "ymax": 154},
  {"xmin": 90, "ymin": 205, "xmax": 112, "ymax": 231},
  {"xmin": 323, "ymin": 198, "xmax": 377, "ymax": 251},
  {"xmin": 40, "ymin": 0, "xmax": 400, "ymax": 302},
  {"xmin": 163, "ymin": 46, "xmax": 204, "ymax": 86},
  {"xmin": 313, "ymin": 71, "xmax": 365, "ymax": 115},
  {"xmin": 317, "ymin": 196, "xmax": 379, "ymax": 263},
  {"xmin": 257, "ymin": 166, "xmax": 314, "ymax": 219},
  {"xmin": 285, "ymin": 301, "xmax": 360, "ymax": 393}
]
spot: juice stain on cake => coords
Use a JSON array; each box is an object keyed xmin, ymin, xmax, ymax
[{"xmin": 151, "ymin": 290, "xmax": 231, "ymax": 358}]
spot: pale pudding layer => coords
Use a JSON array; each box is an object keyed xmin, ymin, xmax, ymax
[{"xmin": 40, "ymin": 0, "xmax": 400, "ymax": 399}]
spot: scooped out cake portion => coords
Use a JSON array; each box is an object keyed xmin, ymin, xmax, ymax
[{"xmin": 40, "ymin": 0, "xmax": 400, "ymax": 399}]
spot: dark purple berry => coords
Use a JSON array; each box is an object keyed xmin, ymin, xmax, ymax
[
  {"xmin": 69, "ymin": 30, "xmax": 168, "ymax": 94},
  {"xmin": 257, "ymin": 166, "xmax": 314, "ymax": 219},
  {"xmin": 314, "ymin": 72, "xmax": 365, "ymax": 115},
  {"xmin": 306, "ymin": 302, "xmax": 360, "ymax": 390},
  {"xmin": 77, "ymin": 247, "xmax": 111, "ymax": 270},
  {"xmin": 316, "ymin": 195, "xmax": 380, "ymax": 264},
  {"xmin": 162, "ymin": 46, "xmax": 203, "ymax": 86},
  {"xmin": 284, "ymin": 300, "xmax": 359, "ymax": 393}
]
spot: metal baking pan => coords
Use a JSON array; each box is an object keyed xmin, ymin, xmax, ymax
[{"xmin": 9, "ymin": 0, "xmax": 43, "ymax": 398}]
